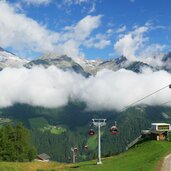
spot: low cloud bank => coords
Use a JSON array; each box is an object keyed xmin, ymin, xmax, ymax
[{"xmin": 0, "ymin": 66, "xmax": 171, "ymax": 111}]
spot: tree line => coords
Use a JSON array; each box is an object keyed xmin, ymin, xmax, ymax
[{"xmin": 0, "ymin": 123, "xmax": 36, "ymax": 162}]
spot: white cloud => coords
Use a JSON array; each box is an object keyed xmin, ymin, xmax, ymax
[
  {"xmin": 54, "ymin": 15, "xmax": 102, "ymax": 60},
  {"xmin": 139, "ymin": 44, "xmax": 166, "ymax": 67},
  {"xmin": 88, "ymin": 2, "xmax": 96, "ymax": 14},
  {"xmin": 63, "ymin": 0, "xmax": 89, "ymax": 5},
  {"xmin": 55, "ymin": 40, "xmax": 82, "ymax": 60},
  {"xmin": 57, "ymin": 0, "xmax": 97, "ymax": 14},
  {"xmin": 116, "ymin": 25, "xmax": 127, "ymax": 33},
  {"xmin": 93, "ymin": 39, "xmax": 111, "ymax": 49},
  {"xmin": 106, "ymin": 29, "xmax": 113, "ymax": 35},
  {"xmin": 0, "ymin": 1, "xmax": 59, "ymax": 53},
  {"xmin": 71, "ymin": 15, "xmax": 101, "ymax": 41},
  {"xmin": 0, "ymin": 66, "xmax": 171, "ymax": 111},
  {"xmin": 114, "ymin": 25, "xmax": 167, "ymax": 66},
  {"xmin": 84, "ymin": 33, "xmax": 111, "ymax": 49},
  {"xmin": 0, "ymin": 1, "xmax": 103, "ymax": 60},
  {"xmin": 0, "ymin": 66, "xmax": 84, "ymax": 108},
  {"xmin": 22, "ymin": 0, "xmax": 52, "ymax": 6},
  {"xmin": 114, "ymin": 26, "xmax": 149, "ymax": 61},
  {"xmin": 76, "ymin": 69, "xmax": 171, "ymax": 111}
]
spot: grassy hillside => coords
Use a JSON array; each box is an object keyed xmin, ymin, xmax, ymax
[
  {"xmin": 0, "ymin": 141, "xmax": 171, "ymax": 171},
  {"xmin": 29, "ymin": 117, "xmax": 49, "ymax": 129},
  {"xmin": 1, "ymin": 104, "xmax": 171, "ymax": 161},
  {"xmin": 0, "ymin": 161, "xmax": 72, "ymax": 171},
  {"xmin": 68, "ymin": 141, "xmax": 171, "ymax": 171}
]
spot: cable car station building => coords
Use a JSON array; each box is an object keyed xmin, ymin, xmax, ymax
[{"xmin": 142, "ymin": 123, "xmax": 171, "ymax": 141}]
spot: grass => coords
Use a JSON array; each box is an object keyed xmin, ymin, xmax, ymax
[
  {"xmin": 87, "ymin": 135, "xmax": 97, "ymax": 150},
  {"xmin": 29, "ymin": 117, "xmax": 66, "ymax": 135},
  {"xmin": 87, "ymin": 131, "xmax": 104, "ymax": 150},
  {"xmin": 68, "ymin": 141, "xmax": 171, "ymax": 171},
  {"xmin": 29, "ymin": 117, "xmax": 49, "ymax": 129},
  {"xmin": 0, "ymin": 161, "xmax": 71, "ymax": 171},
  {"xmin": 50, "ymin": 126, "xmax": 66, "ymax": 135},
  {"xmin": 0, "ymin": 141, "xmax": 171, "ymax": 171}
]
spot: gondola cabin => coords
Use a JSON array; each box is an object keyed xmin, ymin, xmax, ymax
[
  {"xmin": 110, "ymin": 125, "xmax": 119, "ymax": 135},
  {"xmin": 74, "ymin": 147, "xmax": 78, "ymax": 153},
  {"xmin": 84, "ymin": 145, "xmax": 88, "ymax": 150},
  {"xmin": 88, "ymin": 129, "xmax": 95, "ymax": 136}
]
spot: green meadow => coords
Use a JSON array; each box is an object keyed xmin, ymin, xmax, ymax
[{"xmin": 0, "ymin": 141, "xmax": 171, "ymax": 171}]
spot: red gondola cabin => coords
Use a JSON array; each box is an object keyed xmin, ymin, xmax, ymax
[
  {"xmin": 88, "ymin": 129, "xmax": 95, "ymax": 136},
  {"xmin": 110, "ymin": 125, "xmax": 119, "ymax": 135}
]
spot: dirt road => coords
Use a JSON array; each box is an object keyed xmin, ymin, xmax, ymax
[{"xmin": 161, "ymin": 154, "xmax": 171, "ymax": 171}]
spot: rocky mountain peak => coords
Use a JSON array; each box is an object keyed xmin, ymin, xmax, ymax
[
  {"xmin": 0, "ymin": 46, "xmax": 28, "ymax": 69},
  {"xmin": 162, "ymin": 51, "xmax": 171, "ymax": 62},
  {"xmin": 0, "ymin": 47, "xmax": 171, "ymax": 76},
  {"xmin": 0, "ymin": 47, "xmax": 4, "ymax": 51}
]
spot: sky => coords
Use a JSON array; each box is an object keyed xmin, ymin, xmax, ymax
[
  {"xmin": 0, "ymin": 0, "xmax": 171, "ymax": 61},
  {"xmin": 0, "ymin": 0, "xmax": 171, "ymax": 110}
]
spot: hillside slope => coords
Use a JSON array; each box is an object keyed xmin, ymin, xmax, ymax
[
  {"xmin": 0, "ymin": 161, "xmax": 71, "ymax": 171},
  {"xmin": 1, "ymin": 104, "xmax": 171, "ymax": 162},
  {"xmin": 68, "ymin": 141, "xmax": 171, "ymax": 171},
  {"xmin": 0, "ymin": 141, "xmax": 171, "ymax": 171}
]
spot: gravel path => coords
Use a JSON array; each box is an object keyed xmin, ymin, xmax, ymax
[{"xmin": 161, "ymin": 154, "xmax": 171, "ymax": 171}]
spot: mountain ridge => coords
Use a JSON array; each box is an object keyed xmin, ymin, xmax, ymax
[
  {"xmin": 0, "ymin": 47, "xmax": 28, "ymax": 70},
  {"xmin": 0, "ymin": 46, "xmax": 171, "ymax": 75}
]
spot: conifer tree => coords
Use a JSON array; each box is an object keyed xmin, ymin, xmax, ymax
[{"xmin": 0, "ymin": 123, "xmax": 37, "ymax": 162}]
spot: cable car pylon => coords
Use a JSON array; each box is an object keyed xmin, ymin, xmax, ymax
[
  {"xmin": 92, "ymin": 118, "xmax": 106, "ymax": 165},
  {"xmin": 71, "ymin": 146, "xmax": 78, "ymax": 163}
]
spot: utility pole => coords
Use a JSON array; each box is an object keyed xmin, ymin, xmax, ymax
[
  {"xmin": 92, "ymin": 118, "xmax": 106, "ymax": 165},
  {"xmin": 71, "ymin": 147, "xmax": 77, "ymax": 163}
]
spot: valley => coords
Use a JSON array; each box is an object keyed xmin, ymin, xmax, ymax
[{"xmin": 0, "ymin": 103, "xmax": 171, "ymax": 162}]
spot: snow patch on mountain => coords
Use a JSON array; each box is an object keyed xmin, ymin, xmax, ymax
[{"xmin": 0, "ymin": 47, "xmax": 28, "ymax": 69}]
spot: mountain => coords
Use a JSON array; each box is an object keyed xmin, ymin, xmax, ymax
[
  {"xmin": 162, "ymin": 51, "xmax": 171, "ymax": 62},
  {"xmin": 0, "ymin": 47, "xmax": 170, "ymax": 76},
  {"xmin": 24, "ymin": 54, "xmax": 157, "ymax": 76},
  {"xmin": 90, "ymin": 56, "xmax": 155, "ymax": 74},
  {"xmin": 25, "ymin": 53, "xmax": 90, "ymax": 77},
  {"xmin": 80, "ymin": 53, "xmax": 171, "ymax": 74},
  {"xmin": 162, "ymin": 51, "xmax": 171, "ymax": 72},
  {"xmin": 77, "ymin": 58, "xmax": 103, "ymax": 75},
  {"xmin": 0, "ymin": 47, "xmax": 28, "ymax": 70}
]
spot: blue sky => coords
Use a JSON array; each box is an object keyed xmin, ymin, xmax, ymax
[{"xmin": 1, "ymin": 0, "xmax": 171, "ymax": 61}]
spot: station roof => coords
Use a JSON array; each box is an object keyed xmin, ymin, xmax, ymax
[
  {"xmin": 151, "ymin": 123, "xmax": 170, "ymax": 126},
  {"xmin": 37, "ymin": 153, "xmax": 50, "ymax": 160}
]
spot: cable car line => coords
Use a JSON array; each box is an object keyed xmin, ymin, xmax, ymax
[
  {"xmin": 86, "ymin": 84, "xmax": 171, "ymax": 164},
  {"xmin": 119, "ymin": 84, "xmax": 171, "ymax": 112},
  {"xmin": 88, "ymin": 84, "xmax": 171, "ymax": 136}
]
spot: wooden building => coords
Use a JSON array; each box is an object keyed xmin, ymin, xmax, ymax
[{"xmin": 35, "ymin": 153, "xmax": 50, "ymax": 162}]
